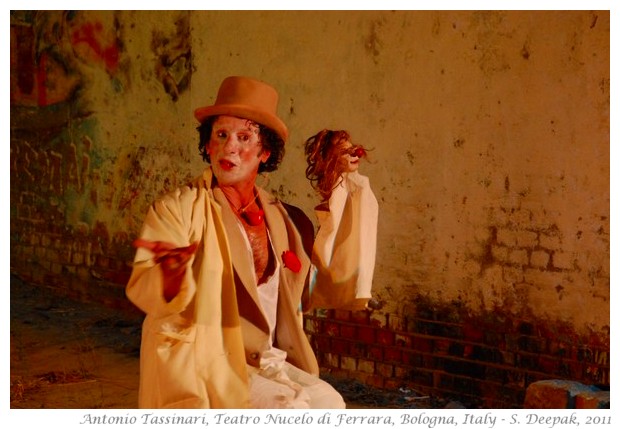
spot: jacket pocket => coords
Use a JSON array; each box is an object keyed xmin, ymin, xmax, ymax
[{"xmin": 151, "ymin": 318, "xmax": 207, "ymax": 408}]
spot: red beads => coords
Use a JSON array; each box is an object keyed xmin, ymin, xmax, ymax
[{"xmin": 241, "ymin": 209, "xmax": 264, "ymax": 226}]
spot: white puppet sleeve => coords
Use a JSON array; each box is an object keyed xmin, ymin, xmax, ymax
[{"xmin": 309, "ymin": 171, "xmax": 378, "ymax": 310}]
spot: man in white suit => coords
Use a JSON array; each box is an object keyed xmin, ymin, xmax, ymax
[{"xmin": 126, "ymin": 76, "xmax": 377, "ymax": 408}]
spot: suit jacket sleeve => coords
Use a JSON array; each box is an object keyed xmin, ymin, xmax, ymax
[{"xmin": 126, "ymin": 186, "xmax": 203, "ymax": 318}]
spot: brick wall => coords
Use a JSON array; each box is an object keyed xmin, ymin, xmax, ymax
[
  {"xmin": 305, "ymin": 303, "xmax": 609, "ymax": 408},
  {"xmin": 10, "ymin": 199, "xmax": 134, "ymax": 312},
  {"xmin": 484, "ymin": 203, "xmax": 609, "ymax": 291}
]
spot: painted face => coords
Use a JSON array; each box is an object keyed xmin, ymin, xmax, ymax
[
  {"xmin": 340, "ymin": 140, "xmax": 362, "ymax": 172},
  {"xmin": 207, "ymin": 115, "xmax": 270, "ymax": 187}
]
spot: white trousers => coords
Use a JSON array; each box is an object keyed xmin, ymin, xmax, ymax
[{"xmin": 248, "ymin": 361, "xmax": 346, "ymax": 409}]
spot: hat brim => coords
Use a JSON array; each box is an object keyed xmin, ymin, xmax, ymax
[{"xmin": 194, "ymin": 104, "xmax": 289, "ymax": 143}]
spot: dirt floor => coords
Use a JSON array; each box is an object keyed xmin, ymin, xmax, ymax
[
  {"xmin": 10, "ymin": 274, "xmax": 143, "ymax": 409},
  {"xmin": 9, "ymin": 274, "xmax": 447, "ymax": 409}
]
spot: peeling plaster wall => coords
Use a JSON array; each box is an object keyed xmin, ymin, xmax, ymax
[{"xmin": 11, "ymin": 11, "xmax": 609, "ymax": 343}]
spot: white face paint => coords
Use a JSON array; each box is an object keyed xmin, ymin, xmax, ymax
[{"xmin": 208, "ymin": 115, "xmax": 271, "ymax": 187}]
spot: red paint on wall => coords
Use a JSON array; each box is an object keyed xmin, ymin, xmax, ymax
[{"xmin": 71, "ymin": 21, "xmax": 119, "ymax": 72}]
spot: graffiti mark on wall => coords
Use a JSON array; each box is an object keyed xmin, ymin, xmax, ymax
[
  {"xmin": 12, "ymin": 136, "xmax": 92, "ymax": 198},
  {"xmin": 70, "ymin": 20, "xmax": 120, "ymax": 73},
  {"xmin": 151, "ymin": 12, "xmax": 193, "ymax": 101},
  {"xmin": 117, "ymin": 147, "xmax": 146, "ymax": 211},
  {"xmin": 12, "ymin": 10, "xmax": 194, "ymax": 109},
  {"xmin": 10, "ymin": 11, "xmax": 123, "ymax": 107}
]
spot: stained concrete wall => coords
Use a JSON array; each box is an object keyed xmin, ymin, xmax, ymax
[{"xmin": 11, "ymin": 11, "xmax": 609, "ymax": 357}]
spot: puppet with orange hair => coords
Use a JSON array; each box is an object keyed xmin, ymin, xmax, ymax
[{"xmin": 304, "ymin": 129, "xmax": 380, "ymax": 311}]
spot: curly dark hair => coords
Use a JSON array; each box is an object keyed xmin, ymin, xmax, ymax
[{"xmin": 197, "ymin": 116, "xmax": 285, "ymax": 173}]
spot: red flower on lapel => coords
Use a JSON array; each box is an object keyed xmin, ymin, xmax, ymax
[{"xmin": 282, "ymin": 250, "xmax": 302, "ymax": 273}]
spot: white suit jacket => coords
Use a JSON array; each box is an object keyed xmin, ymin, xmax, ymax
[{"xmin": 126, "ymin": 168, "xmax": 378, "ymax": 408}]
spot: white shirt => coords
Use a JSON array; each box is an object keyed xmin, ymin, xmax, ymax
[{"xmin": 235, "ymin": 220, "xmax": 287, "ymax": 373}]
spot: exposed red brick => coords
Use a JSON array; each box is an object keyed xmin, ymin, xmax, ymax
[
  {"xmin": 377, "ymin": 330, "xmax": 395, "ymax": 346},
  {"xmin": 434, "ymin": 339, "xmax": 451, "ymax": 355},
  {"xmin": 462, "ymin": 323, "xmax": 484, "ymax": 342},
  {"xmin": 537, "ymin": 355, "xmax": 560, "ymax": 374},
  {"xmin": 376, "ymin": 362, "xmax": 394, "ymax": 378},
  {"xmin": 368, "ymin": 345, "xmax": 383, "ymax": 361},
  {"xmin": 384, "ymin": 378, "xmax": 403, "ymax": 390},
  {"xmin": 350, "ymin": 310, "xmax": 369, "ymax": 325},
  {"xmin": 334, "ymin": 309, "xmax": 351, "ymax": 321},
  {"xmin": 395, "ymin": 333, "xmax": 412, "ymax": 347},
  {"xmin": 384, "ymin": 347, "xmax": 402, "ymax": 363},
  {"xmin": 340, "ymin": 356, "xmax": 356, "ymax": 371},
  {"xmin": 357, "ymin": 326, "xmax": 375, "ymax": 343},
  {"xmin": 360, "ymin": 373, "xmax": 384, "ymax": 389},
  {"xmin": 331, "ymin": 339, "xmax": 350, "ymax": 355},
  {"xmin": 357, "ymin": 358, "xmax": 375, "ymax": 374},
  {"xmin": 411, "ymin": 336, "xmax": 433, "ymax": 353},
  {"xmin": 349, "ymin": 342, "xmax": 368, "ymax": 358},
  {"xmin": 402, "ymin": 350, "xmax": 424, "ymax": 367},
  {"xmin": 315, "ymin": 336, "xmax": 330, "ymax": 350},
  {"xmin": 324, "ymin": 321, "xmax": 340, "ymax": 337},
  {"xmin": 340, "ymin": 325, "xmax": 355, "ymax": 338}
]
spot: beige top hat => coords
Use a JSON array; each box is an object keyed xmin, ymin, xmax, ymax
[{"xmin": 194, "ymin": 76, "xmax": 289, "ymax": 142}]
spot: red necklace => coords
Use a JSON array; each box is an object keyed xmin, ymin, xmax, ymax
[
  {"xmin": 240, "ymin": 208, "xmax": 264, "ymax": 226},
  {"xmin": 235, "ymin": 192, "xmax": 264, "ymax": 226}
]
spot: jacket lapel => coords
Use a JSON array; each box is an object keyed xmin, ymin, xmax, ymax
[
  {"xmin": 211, "ymin": 187, "xmax": 262, "ymax": 307},
  {"xmin": 260, "ymin": 188, "xmax": 310, "ymax": 300},
  {"xmin": 210, "ymin": 176, "xmax": 310, "ymax": 332}
]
